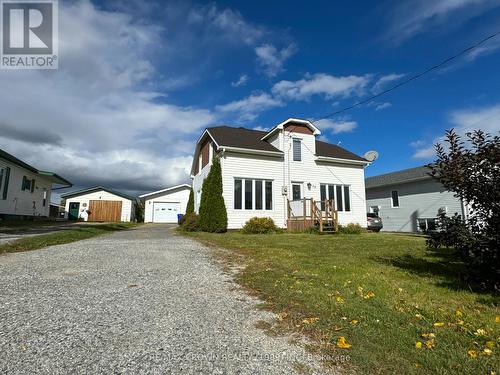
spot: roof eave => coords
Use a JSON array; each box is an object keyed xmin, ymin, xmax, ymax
[
  {"xmin": 365, "ymin": 175, "xmax": 433, "ymax": 189},
  {"xmin": 139, "ymin": 184, "xmax": 191, "ymax": 198},
  {"xmin": 220, "ymin": 146, "xmax": 283, "ymax": 157},
  {"xmin": 261, "ymin": 118, "xmax": 321, "ymax": 141},
  {"xmin": 316, "ymin": 156, "xmax": 369, "ymax": 166}
]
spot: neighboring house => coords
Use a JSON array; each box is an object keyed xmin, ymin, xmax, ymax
[
  {"xmin": 61, "ymin": 187, "xmax": 136, "ymax": 222},
  {"xmin": 0, "ymin": 148, "xmax": 71, "ymax": 219},
  {"xmin": 140, "ymin": 184, "xmax": 191, "ymax": 223},
  {"xmin": 191, "ymin": 118, "xmax": 370, "ymax": 229},
  {"xmin": 365, "ymin": 166, "xmax": 470, "ymax": 232}
]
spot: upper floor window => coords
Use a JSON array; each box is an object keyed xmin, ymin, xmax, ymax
[
  {"xmin": 292, "ymin": 138, "xmax": 302, "ymax": 161},
  {"xmin": 234, "ymin": 178, "xmax": 273, "ymax": 210},
  {"xmin": 391, "ymin": 190, "xmax": 399, "ymax": 208}
]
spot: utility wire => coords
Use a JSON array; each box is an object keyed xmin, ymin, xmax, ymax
[{"xmin": 311, "ymin": 30, "xmax": 500, "ymax": 124}]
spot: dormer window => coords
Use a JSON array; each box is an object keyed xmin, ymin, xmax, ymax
[{"xmin": 293, "ymin": 138, "xmax": 302, "ymax": 161}]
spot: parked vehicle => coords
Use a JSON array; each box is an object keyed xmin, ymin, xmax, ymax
[{"xmin": 367, "ymin": 212, "xmax": 383, "ymax": 232}]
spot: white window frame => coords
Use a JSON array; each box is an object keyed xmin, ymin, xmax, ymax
[
  {"xmin": 291, "ymin": 182, "xmax": 302, "ymax": 201},
  {"xmin": 319, "ymin": 183, "xmax": 351, "ymax": 212},
  {"xmin": 391, "ymin": 190, "xmax": 400, "ymax": 208},
  {"xmin": 292, "ymin": 137, "xmax": 302, "ymax": 162},
  {"xmin": 234, "ymin": 178, "xmax": 273, "ymax": 211}
]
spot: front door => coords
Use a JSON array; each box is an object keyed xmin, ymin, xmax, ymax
[
  {"xmin": 153, "ymin": 202, "xmax": 180, "ymax": 223},
  {"xmin": 68, "ymin": 202, "xmax": 80, "ymax": 220}
]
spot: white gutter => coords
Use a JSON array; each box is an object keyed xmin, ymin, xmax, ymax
[
  {"xmin": 316, "ymin": 156, "xmax": 369, "ymax": 166},
  {"xmin": 219, "ymin": 146, "xmax": 283, "ymax": 157}
]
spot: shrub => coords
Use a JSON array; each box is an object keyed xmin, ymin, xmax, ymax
[
  {"xmin": 135, "ymin": 201, "xmax": 145, "ymax": 223},
  {"xmin": 180, "ymin": 213, "xmax": 200, "ymax": 232},
  {"xmin": 198, "ymin": 157, "xmax": 228, "ymax": 233},
  {"xmin": 337, "ymin": 223, "xmax": 362, "ymax": 234},
  {"xmin": 186, "ymin": 188, "xmax": 194, "ymax": 215},
  {"xmin": 242, "ymin": 217, "xmax": 279, "ymax": 234},
  {"xmin": 429, "ymin": 129, "xmax": 500, "ymax": 289}
]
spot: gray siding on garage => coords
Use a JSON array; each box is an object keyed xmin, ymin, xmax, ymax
[{"xmin": 366, "ymin": 178, "xmax": 464, "ymax": 232}]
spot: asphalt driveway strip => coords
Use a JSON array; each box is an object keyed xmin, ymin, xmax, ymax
[{"xmin": 0, "ymin": 224, "xmax": 341, "ymax": 375}]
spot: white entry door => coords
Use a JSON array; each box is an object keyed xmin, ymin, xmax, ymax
[{"xmin": 153, "ymin": 202, "xmax": 181, "ymax": 223}]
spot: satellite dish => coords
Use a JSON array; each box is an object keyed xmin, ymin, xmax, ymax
[{"xmin": 364, "ymin": 150, "xmax": 379, "ymax": 162}]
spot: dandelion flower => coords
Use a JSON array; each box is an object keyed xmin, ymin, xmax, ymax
[
  {"xmin": 336, "ymin": 336, "xmax": 352, "ymax": 349},
  {"xmin": 474, "ymin": 328, "xmax": 487, "ymax": 336},
  {"xmin": 455, "ymin": 310, "xmax": 463, "ymax": 317},
  {"xmin": 363, "ymin": 291, "xmax": 375, "ymax": 299},
  {"xmin": 425, "ymin": 340, "xmax": 435, "ymax": 349},
  {"xmin": 350, "ymin": 319, "xmax": 358, "ymax": 325},
  {"xmin": 433, "ymin": 322, "xmax": 445, "ymax": 327},
  {"xmin": 482, "ymin": 348, "xmax": 493, "ymax": 356},
  {"xmin": 336, "ymin": 296, "xmax": 344, "ymax": 304},
  {"xmin": 415, "ymin": 341, "xmax": 423, "ymax": 349},
  {"xmin": 421, "ymin": 333, "xmax": 435, "ymax": 339},
  {"xmin": 467, "ymin": 350, "xmax": 478, "ymax": 358},
  {"xmin": 486, "ymin": 341, "xmax": 495, "ymax": 349},
  {"xmin": 495, "ymin": 316, "xmax": 500, "ymax": 323}
]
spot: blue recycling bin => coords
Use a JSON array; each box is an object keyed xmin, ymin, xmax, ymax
[{"xmin": 177, "ymin": 214, "xmax": 183, "ymax": 224}]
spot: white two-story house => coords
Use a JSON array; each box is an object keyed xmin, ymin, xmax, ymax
[
  {"xmin": 191, "ymin": 118, "xmax": 369, "ymax": 229},
  {"xmin": 0, "ymin": 148, "xmax": 72, "ymax": 219}
]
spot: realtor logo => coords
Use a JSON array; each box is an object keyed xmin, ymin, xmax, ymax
[{"xmin": 1, "ymin": 0, "xmax": 58, "ymax": 69}]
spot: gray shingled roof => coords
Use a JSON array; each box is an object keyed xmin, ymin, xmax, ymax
[
  {"xmin": 60, "ymin": 186, "xmax": 136, "ymax": 201},
  {"xmin": 365, "ymin": 166, "xmax": 433, "ymax": 189},
  {"xmin": 206, "ymin": 126, "xmax": 366, "ymax": 162}
]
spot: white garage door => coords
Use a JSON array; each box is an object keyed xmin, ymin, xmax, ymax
[{"xmin": 153, "ymin": 202, "xmax": 181, "ymax": 223}]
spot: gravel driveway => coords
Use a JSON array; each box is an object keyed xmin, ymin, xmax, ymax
[{"xmin": 0, "ymin": 225, "xmax": 339, "ymax": 375}]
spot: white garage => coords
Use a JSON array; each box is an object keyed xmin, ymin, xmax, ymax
[{"xmin": 140, "ymin": 184, "xmax": 191, "ymax": 223}]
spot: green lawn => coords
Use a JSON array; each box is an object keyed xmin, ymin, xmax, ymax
[
  {"xmin": 0, "ymin": 222, "xmax": 138, "ymax": 254},
  {"xmin": 185, "ymin": 231, "xmax": 499, "ymax": 374}
]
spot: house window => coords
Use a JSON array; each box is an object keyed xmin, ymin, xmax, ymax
[
  {"xmin": 255, "ymin": 180, "xmax": 263, "ymax": 210},
  {"xmin": 391, "ymin": 190, "xmax": 399, "ymax": 208},
  {"xmin": 319, "ymin": 184, "xmax": 351, "ymax": 212},
  {"xmin": 293, "ymin": 139, "xmax": 302, "ymax": 161},
  {"xmin": 245, "ymin": 180, "xmax": 253, "ymax": 209},
  {"xmin": 292, "ymin": 183, "xmax": 302, "ymax": 201},
  {"xmin": 43, "ymin": 190, "xmax": 47, "ymax": 207},
  {"xmin": 22, "ymin": 176, "xmax": 35, "ymax": 192},
  {"xmin": 234, "ymin": 178, "xmax": 273, "ymax": 210},
  {"xmin": 417, "ymin": 218, "xmax": 437, "ymax": 232},
  {"xmin": 234, "ymin": 179, "xmax": 242, "ymax": 209},
  {"xmin": 1, "ymin": 167, "xmax": 9, "ymax": 200}
]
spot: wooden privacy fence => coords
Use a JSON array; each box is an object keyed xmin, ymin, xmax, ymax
[{"xmin": 287, "ymin": 198, "xmax": 338, "ymax": 233}]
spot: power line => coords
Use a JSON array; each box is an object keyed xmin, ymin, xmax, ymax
[{"xmin": 311, "ymin": 30, "xmax": 500, "ymax": 124}]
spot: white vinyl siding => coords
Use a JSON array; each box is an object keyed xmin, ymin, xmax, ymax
[
  {"xmin": 0, "ymin": 160, "xmax": 52, "ymax": 217},
  {"xmin": 64, "ymin": 190, "xmax": 134, "ymax": 222},
  {"xmin": 366, "ymin": 179, "xmax": 466, "ymax": 232},
  {"xmin": 143, "ymin": 186, "xmax": 190, "ymax": 223}
]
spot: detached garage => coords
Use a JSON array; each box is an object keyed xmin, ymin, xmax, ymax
[
  {"xmin": 61, "ymin": 187, "xmax": 136, "ymax": 222},
  {"xmin": 140, "ymin": 184, "xmax": 191, "ymax": 223}
]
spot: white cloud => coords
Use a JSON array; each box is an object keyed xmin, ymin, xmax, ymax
[
  {"xmin": 231, "ymin": 74, "xmax": 249, "ymax": 87},
  {"xmin": 375, "ymin": 102, "xmax": 392, "ymax": 111},
  {"xmin": 216, "ymin": 92, "xmax": 283, "ymax": 121},
  {"xmin": 315, "ymin": 119, "xmax": 358, "ymax": 134},
  {"xmin": 272, "ymin": 73, "xmax": 371, "ymax": 101},
  {"xmin": 372, "ymin": 73, "xmax": 405, "ymax": 93},
  {"xmin": 0, "ymin": 0, "xmax": 215, "ymax": 195},
  {"xmin": 384, "ymin": 0, "xmax": 500, "ymax": 43},
  {"xmin": 255, "ymin": 43, "xmax": 297, "ymax": 77},
  {"xmin": 412, "ymin": 103, "xmax": 500, "ymax": 159}
]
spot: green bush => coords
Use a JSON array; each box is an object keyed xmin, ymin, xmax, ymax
[
  {"xmin": 242, "ymin": 217, "xmax": 279, "ymax": 234},
  {"xmin": 338, "ymin": 223, "xmax": 362, "ymax": 234},
  {"xmin": 198, "ymin": 157, "xmax": 228, "ymax": 233},
  {"xmin": 186, "ymin": 188, "xmax": 194, "ymax": 215},
  {"xmin": 180, "ymin": 213, "xmax": 200, "ymax": 232}
]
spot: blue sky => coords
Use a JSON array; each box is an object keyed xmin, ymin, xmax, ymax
[{"xmin": 1, "ymin": 0, "xmax": 500, "ymax": 197}]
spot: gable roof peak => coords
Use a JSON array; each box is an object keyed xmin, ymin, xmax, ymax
[{"xmin": 261, "ymin": 118, "xmax": 321, "ymax": 140}]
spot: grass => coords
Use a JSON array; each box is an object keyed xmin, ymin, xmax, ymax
[
  {"xmin": 0, "ymin": 222, "xmax": 138, "ymax": 254},
  {"xmin": 184, "ymin": 231, "xmax": 500, "ymax": 375}
]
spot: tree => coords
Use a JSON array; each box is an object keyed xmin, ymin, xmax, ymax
[
  {"xmin": 186, "ymin": 187, "xmax": 194, "ymax": 215},
  {"xmin": 198, "ymin": 157, "xmax": 228, "ymax": 232},
  {"xmin": 428, "ymin": 129, "xmax": 500, "ymax": 288}
]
